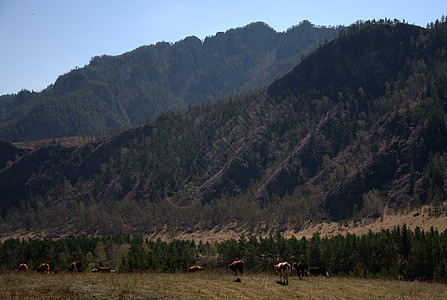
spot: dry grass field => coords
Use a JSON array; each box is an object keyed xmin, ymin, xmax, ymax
[
  {"xmin": 1, "ymin": 271, "xmax": 446, "ymax": 299},
  {"xmin": 148, "ymin": 204, "xmax": 447, "ymax": 243}
]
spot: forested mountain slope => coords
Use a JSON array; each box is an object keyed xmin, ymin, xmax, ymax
[
  {"xmin": 0, "ymin": 19, "xmax": 446, "ymax": 237},
  {"xmin": 0, "ymin": 21, "xmax": 340, "ymax": 142}
]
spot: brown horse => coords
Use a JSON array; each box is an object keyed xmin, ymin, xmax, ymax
[
  {"xmin": 37, "ymin": 263, "xmax": 50, "ymax": 274},
  {"xmin": 68, "ymin": 261, "xmax": 83, "ymax": 272},
  {"xmin": 18, "ymin": 263, "xmax": 28, "ymax": 272},
  {"xmin": 229, "ymin": 260, "xmax": 244, "ymax": 275}
]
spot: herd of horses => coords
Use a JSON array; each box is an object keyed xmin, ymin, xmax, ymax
[
  {"xmin": 17, "ymin": 261, "xmax": 115, "ymax": 274},
  {"xmin": 188, "ymin": 260, "xmax": 329, "ymax": 285},
  {"xmin": 273, "ymin": 261, "xmax": 329, "ymax": 285},
  {"xmin": 18, "ymin": 259, "xmax": 327, "ymax": 284}
]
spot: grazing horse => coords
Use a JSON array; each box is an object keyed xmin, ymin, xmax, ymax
[
  {"xmin": 309, "ymin": 266, "xmax": 329, "ymax": 277},
  {"xmin": 229, "ymin": 260, "xmax": 245, "ymax": 275},
  {"xmin": 188, "ymin": 266, "xmax": 203, "ymax": 273},
  {"xmin": 37, "ymin": 263, "xmax": 50, "ymax": 274},
  {"xmin": 293, "ymin": 262, "xmax": 309, "ymax": 279},
  {"xmin": 274, "ymin": 262, "xmax": 291, "ymax": 285},
  {"xmin": 18, "ymin": 263, "xmax": 28, "ymax": 272},
  {"xmin": 68, "ymin": 261, "xmax": 83, "ymax": 272}
]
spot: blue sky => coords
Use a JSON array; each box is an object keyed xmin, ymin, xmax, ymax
[{"xmin": 0, "ymin": 0, "xmax": 445, "ymax": 95}]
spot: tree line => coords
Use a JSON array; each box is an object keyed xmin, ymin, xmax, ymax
[{"xmin": 1, "ymin": 226, "xmax": 446, "ymax": 282}]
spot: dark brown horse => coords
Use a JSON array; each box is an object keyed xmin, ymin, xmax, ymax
[
  {"xmin": 229, "ymin": 260, "xmax": 244, "ymax": 275},
  {"xmin": 68, "ymin": 261, "xmax": 83, "ymax": 272}
]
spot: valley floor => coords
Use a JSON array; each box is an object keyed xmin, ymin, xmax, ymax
[{"xmin": 1, "ymin": 271, "xmax": 446, "ymax": 299}]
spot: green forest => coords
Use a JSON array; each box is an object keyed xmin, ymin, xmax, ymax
[{"xmin": 1, "ymin": 226, "xmax": 446, "ymax": 282}]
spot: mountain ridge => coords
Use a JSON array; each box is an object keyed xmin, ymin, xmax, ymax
[
  {"xmin": 0, "ymin": 19, "xmax": 446, "ymax": 237},
  {"xmin": 0, "ymin": 20, "xmax": 341, "ymax": 142}
]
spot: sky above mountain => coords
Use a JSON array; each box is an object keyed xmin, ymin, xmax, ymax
[{"xmin": 0, "ymin": 0, "xmax": 445, "ymax": 95}]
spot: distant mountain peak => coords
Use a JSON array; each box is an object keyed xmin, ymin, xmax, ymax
[{"xmin": 0, "ymin": 20, "xmax": 341, "ymax": 142}]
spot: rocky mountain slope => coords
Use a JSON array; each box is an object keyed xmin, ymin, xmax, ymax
[{"xmin": 0, "ymin": 19, "xmax": 446, "ymax": 237}]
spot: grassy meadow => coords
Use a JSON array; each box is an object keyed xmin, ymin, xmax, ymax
[{"xmin": 1, "ymin": 271, "xmax": 447, "ymax": 299}]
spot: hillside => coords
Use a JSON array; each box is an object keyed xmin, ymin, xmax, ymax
[
  {"xmin": 0, "ymin": 21, "xmax": 341, "ymax": 142},
  {"xmin": 0, "ymin": 19, "xmax": 446, "ymax": 238}
]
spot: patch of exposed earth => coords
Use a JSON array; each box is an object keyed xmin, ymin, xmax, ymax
[
  {"xmin": 153, "ymin": 204, "xmax": 447, "ymax": 242},
  {"xmin": 3, "ymin": 204, "xmax": 446, "ymax": 243}
]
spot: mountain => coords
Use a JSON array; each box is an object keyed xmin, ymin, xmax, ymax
[
  {"xmin": 0, "ymin": 19, "xmax": 446, "ymax": 237},
  {"xmin": 0, "ymin": 21, "xmax": 341, "ymax": 142}
]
